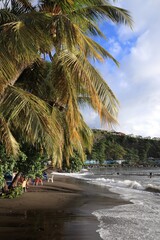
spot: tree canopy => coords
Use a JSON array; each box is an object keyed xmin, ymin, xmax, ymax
[{"xmin": 0, "ymin": 0, "xmax": 132, "ymax": 169}]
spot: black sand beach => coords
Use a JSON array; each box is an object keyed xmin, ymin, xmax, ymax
[{"xmin": 0, "ymin": 175, "xmax": 128, "ymax": 240}]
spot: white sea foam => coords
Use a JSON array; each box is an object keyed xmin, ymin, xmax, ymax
[
  {"xmin": 51, "ymin": 170, "xmax": 92, "ymax": 178},
  {"xmin": 91, "ymin": 172, "xmax": 160, "ymax": 240},
  {"xmin": 88, "ymin": 177, "xmax": 145, "ymax": 193},
  {"xmin": 146, "ymin": 183, "xmax": 160, "ymax": 193},
  {"xmin": 93, "ymin": 195, "xmax": 160, "ymax": 240}
]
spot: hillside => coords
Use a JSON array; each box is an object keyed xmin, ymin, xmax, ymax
[{"xmin": 87, "ymin": 130, "xmax": 160, "ymax": 166}]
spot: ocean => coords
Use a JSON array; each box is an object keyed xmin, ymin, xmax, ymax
[{"xmin": 56, "ymin": 167, "xmax": 160, "ymax": 240}]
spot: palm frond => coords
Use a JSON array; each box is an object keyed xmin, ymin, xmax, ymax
[
  {"xmin": 59, "ymin": 110, "xmax": 93, "ymax": 167},
  {"xmin": 0, "ymin": 86, "xmax": 62, "ymax": 157},
  {"xmin": 55, "ymin": 50, "xmax": 119, "ymax": 125},
  {"xmin": 51, "ymin": 14, "xmax": 118, "ymax": 63},
  {"xmin": 0, "ymin": 115, "xmax": 20, "ymax": 156},
  {"xmin": 0, "ymin": 12, "xmax": 53, "ymax": 89},
  {"xmin": 70, "ymin": 1, "xmax": 133, "ymax": 28},
  {"xmin": 0, "ymin": 9, "xmax": 19, "ymax": 25},
  {"xmin": 15, "ymin": 60, "xmax": 51, "ymax": 100},
  {"xmin": 16, "ymin": 0, "xmax": 33, "ymax": 10},
  {"xmin": 74, "ymin": 29, "xmax": 119, "ymax": 64}
]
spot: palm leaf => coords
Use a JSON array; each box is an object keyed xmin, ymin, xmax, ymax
[
  {"xmin": 0, "ymin": 9, "xmax": 19, "ymax": 25},
  {"xmin": 0, "ymin": 11, "xmax": 53, "ymax": 92},
  {"xmin": 56, "ymin": 50, "xmax": 119, "ymax": 123},
  {"xmin": 73, "ymin": 28, "xmax": 119, "ymax": 64},
  {"xmin": 0, "ymin": 115, "xmax": 20, "ymax": 156},
  {"xmin": 16, "ymin": 0, "xmax": 33, "ymax": 10},
  {"xmin": 71, "ymin": 0, "xmax": 133, "ymax": 27},
  {"xmin": 51, "ymin": 14, "xmax": 119, "ymax": 63},
  {"xmin": 0, "ymin": 86, "xmax": 62, "ymax": 157}
]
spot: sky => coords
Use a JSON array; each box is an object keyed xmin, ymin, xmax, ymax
[{"xmin": 82, "ymin": 0, "xmax": 160, "ymax": 138}]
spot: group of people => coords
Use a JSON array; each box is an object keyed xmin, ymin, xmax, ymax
[
  {"xmin": 18, "ymin": 176, "xmax": 44, "ymax": 192},
  {"xmin": 1, "ymin": 173, "xmax": 46, "ymax": 194}
]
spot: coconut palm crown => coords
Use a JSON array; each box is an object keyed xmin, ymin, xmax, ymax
[{"xmin": 0, "ymin": 0, "xmax": 132, "ymax": 167}]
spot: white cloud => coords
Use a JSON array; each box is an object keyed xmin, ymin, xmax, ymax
[
  {"xmin": 108, "ymin": 38, "xmax": 122, "ymax": 57},
  {"xmin": 83, "ymin": 0, "xmax": 160, "ymax": 138},
  {"xmin": 116, "ymin": 0, "xmax": 160, "ymax": 137}
]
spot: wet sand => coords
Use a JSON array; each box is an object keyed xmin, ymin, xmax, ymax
[{"xmin": 0, "ymin": 175, "xmax": 128, "ymax": 240}]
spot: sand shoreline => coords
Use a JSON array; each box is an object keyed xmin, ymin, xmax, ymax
[{"xmin": 0, "ymin": 175, "xmax": 129, "ymax": 240}]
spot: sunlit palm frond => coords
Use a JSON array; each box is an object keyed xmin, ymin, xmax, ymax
[
  {"xmin": 51, "ymin": 14, "xmax": 78, "ymax": 52},
  {"xmin": 58, "ymin": 110, "xmax": 93, "ymax": 167},
  {"xmin": 0, "ymin": 86, "xmax": 62, "ymax": 156},
  {"xmin": 0, "ymin": 12, "xmax": 53, "ymax": 92},
  {"xmin": 56, "ymin": 50, "xmax": 119, "ymax": 125},
  {"xmin": 74, "ymin": 28, "xmax": 119, "ymax": 64},
  {"xmin": 0, "ymin": 115, "xmax": 20, "ymax": 156},
  {"xmin": 70, "ymin": 1, "xmax": 133, "ymax": 28},
  {"xmin": 48, "ymin": 57, "xmax": 93, "ymax": 164},
  {"xmin": 50, "ymin": 13, "xmax": 118, "ymax": 63},
  {"xmin": 78, "ymin": 116, "xmax": 93, "ymax": 152}
]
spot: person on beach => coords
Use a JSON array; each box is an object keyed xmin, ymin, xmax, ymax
[
  {"xmin": 22, "ymin": 178, "xmax": 28, "ymax": 192},
  {"xmin": 35, "ymin": 177, "xmax": 43, "ymax": 186},
  {"xmin": 149, "ymin": 172, "xmax": 152, "ymax": 178}
]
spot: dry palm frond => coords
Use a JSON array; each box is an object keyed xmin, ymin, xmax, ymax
[
  {"xmin": 58, "ymin": 110, "xmax": 93, "ymax": 167},
  {"xmin": 55, "ymin": 50, "xmax": 119, "ymax": 125}
]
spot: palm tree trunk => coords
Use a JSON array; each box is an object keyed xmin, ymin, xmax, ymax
[
  {"xmin": 10, "ymin": 172, "xmax": 22, "ymax": 188},
  {"xmin": 0, "ymin": 63, "xmax": 32, "ymax": 102},
  {"xmin": 1, "ymin": 65, "xmax": 26, "ymax": 96},
  {"xmin": 2, "ymin": 180, "xmax": 9, "ymax": 193}
]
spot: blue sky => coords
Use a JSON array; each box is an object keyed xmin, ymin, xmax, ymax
[{"xmin": 82, "ymin": 0, "xmax": 160, "ymax": 138}]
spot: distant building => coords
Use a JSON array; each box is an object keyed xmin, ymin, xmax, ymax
[
  {"xmin": 110, "ymin": 131, "xmax": 126, "ymax": 136},
  {"xmin": 85, "ymin": 160, "xmax": 125, "ymax": 165},
  {"xmin": 152, "ymin": 137, "xmax": 160, "ymax": 140},
  {"xmin": 144, "ymin": 136, "xmax": 151, "ymax": 139},
  {"xmin": 136, "ymin": 135, "xmax": 142, "ymax": 139},
  {"xmin": 115, "ymin": 160, "xmax": 125, "ymax": 164},
  {"xmin": 128, "ymin": 134, "xmax": 135, "ymax": 138},
  {"xmin": 85, "ymin": 160, "xmax": 99, "ymax": 165}
]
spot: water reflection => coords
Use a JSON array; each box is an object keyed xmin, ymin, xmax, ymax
[{"xmin": 1, "ymin": 209, "xmax": 73, "ymax": 240}]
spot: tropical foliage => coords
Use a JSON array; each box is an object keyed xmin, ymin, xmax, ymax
[
  {"xmin": 62, "ymin": 152, "xmax": 84, "ymax": 172},
  {"xmin": 0, "ymin": 143, "xmax": 48, "ymax": 191},
  {"xmin": 0, "ymin": 0, "xmax": 132, "ymax": 170}
]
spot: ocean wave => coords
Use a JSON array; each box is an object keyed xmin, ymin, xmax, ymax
[
  {"xmin": 89, "ymin": 177, "xmax": 144, "ymax": 192},
  {"xmin": 122, "ymin": 180, "xmax": 144, "ymax": 190},
  {"xmin": 145, "ymin": 184, "xmax": 160, "ymax": 193}
]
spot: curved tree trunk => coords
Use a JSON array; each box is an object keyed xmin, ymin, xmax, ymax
[
  {"xmin": 2, "ymin": 180, "xmax": 9, "ymax": 193},
  {"xmin": 10, "ymin": 172, "xmax": 22, "ymax": 188},
  {"xmin": 0, "ymin": 65, "xmax": 29, "ymax": 100}
]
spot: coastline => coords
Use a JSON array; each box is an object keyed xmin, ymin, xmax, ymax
[{"xmin": 0, "ymin": 174, "xmax": 129, "ymax": 240}]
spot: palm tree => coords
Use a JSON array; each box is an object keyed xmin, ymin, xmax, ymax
[{"xmin": 0, "ymin": 0, "xmax": 132, "ymax": 167}]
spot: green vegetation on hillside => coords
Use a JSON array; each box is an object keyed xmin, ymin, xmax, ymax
[{"xmin": 87, "ymin": 130, "xmax": 160, "ymax": 167}]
